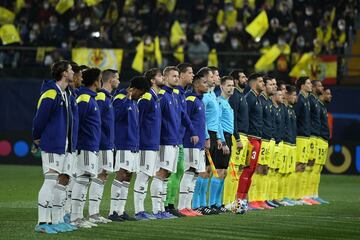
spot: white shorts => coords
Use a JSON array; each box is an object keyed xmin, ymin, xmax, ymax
[
  {"xmin": 98, "ymin": 150, "xmax": 114, "ymax": 173},
  {"xmin": 41, "ymin": 151, "xmax": 65, "ymax": 174},
  {"xmin": 184, "ymin": 148, "xmax": 206, "ymax": 173},
  {"xmin": 139, "ymin": 150, "xmax": 159, "ymax": 177},
  {"xmin": 114, "ymin": 150, "xmax": 140, "ymax": 173},
  {"xmin": 76, "ymin": 150, "xmax": 98, "ymax": 177},
  {"xmin": 158, "ymin": 145, "xmax": 179, "ymax": 173},
  {"xmin": 63, "ymin": 152, "xmax": 76, "ymax": 176}
]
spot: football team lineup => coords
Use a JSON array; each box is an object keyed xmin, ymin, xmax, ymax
[{"xmin": 29, "ymin": 61, "xmax": 339, "ymax": 236}]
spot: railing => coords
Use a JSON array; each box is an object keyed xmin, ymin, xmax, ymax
[{"xmin": 0, "ymin": 46, "xmax": 358, "ymax": 85}]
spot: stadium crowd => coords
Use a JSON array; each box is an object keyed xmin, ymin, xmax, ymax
[
  {"xmin": 32, "ymin": 59, "xmax": 332, "ymax": 234},
  {"xmin": 0, "ymin": 0, "xmax": 358, "ymax": 74}
]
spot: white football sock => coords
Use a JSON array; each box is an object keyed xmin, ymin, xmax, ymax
[
  {"xmin": 150, "ymin": 177, "xmax": 162, "ymax": 214},
  {"xmin": 88, "ymin": 178, "xmax": 104, "ymax": 216},
  {"xmin": 38, "ymin": 173, "xmax": 58, "ymax": 224},
  {"xmin": 178, "ymin": 171, "xmax": 194, "ymax": 210},
  {"xmin": 161, "ymin": 178, "xmax": 168, "ymax": 212},
  {"xmin": 134, "ymin": 172, "xmax": 149, "ymax": 214},
  {"xmin": 70, "ymin": 176, "xmax": 89, "ymax": 222},
  {"xmin": 64, "ymin": 177, "xmax": 75, "ymax": 214},
  {"xmin": 109, "ymin": 179, "xmax": 122, "ymax": 215},
  {"xmin": 118, "ymin": 181, "xmax": 130, "ymax": 215},
  {"xmin": 52, "ymin": 183, "xmax": 66, "ymax": 224},
  {"xmin": 186, "ymin": 175, "xmax": 198, "ymax": 209}
]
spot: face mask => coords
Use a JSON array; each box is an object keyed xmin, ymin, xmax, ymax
[
  {"xmin": 213, "ymin": 33, "xmax": 221, "ymax": 43},
  {"xmin": 231, "ymin": 39, "xmax": 238, "ymax": 48},
  {"xmin": 160, "ymin": 39, "xmax": 167, "ymax": 47},
  {"xmin": 263, "ymin": 40, "xmax": 270, "ymax": 47},
  {"xmin": 305, "ymin": 7, "xmax": 313, "ymax": 16},
  {"xmin": 338, "ymin": 20, "xmax": 346, "ymax": 31},
  {"xmin": 43, "ymin": 3, "xmax": 49, "ymax": 10},
  {"xmin": 84, "ymin": 19, "xmax": 91, "ymax": 27},
  {"xmin": 278, "ymin": 39, "xmax": 285, "ymax": 46},
  {"xmin": 297, "ymin": 37, "xmax": 305, "ymax": 47},
  {"xmin": 145, "ymin": 38, "xmax": 151, "ymax": 45},
  {"xmin": 29, "ymin": 32, "xmax": 36, "ymax": 41},
  {"xmin": 126, "ymin": 36, "xmax": 133, "ymax": 43}
]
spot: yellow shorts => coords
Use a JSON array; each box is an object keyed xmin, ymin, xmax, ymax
[
  {"xmin": 316, "ymin": 138, "xmax": 329, "ymax": 165},
  {"xmin": 308, "ymin": 136, "xmax": 318, "ymax": 161},
  {"xmin": 230, "ymin": 134, "xmax": 249, "ymax": 166},
  {"xmin": 276, "ymin": 141, "xmax": 285, "ymax": 170},
  {"xmin": 296, "ymin": 137, "xmax": 310, "ymax": 163},
  {"xmin": 270, "ymin": 143, "xmax": 279, "ymax": 169},
  {"xmin": 279, "ymin": 143, "xmax": 289, "ymax": 174},
  {"xmin": 287, "ymin": 144, "xmax": 297, "ymax": 173},
  {"xmin": 258, "ymin": 139, "xmax": 268, "ymax": 165},
  {"xmin": 258, "ymin": 139, "xmax": 275, "ymax": 166}
]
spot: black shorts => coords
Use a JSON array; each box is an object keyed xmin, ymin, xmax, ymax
[
  {"xmin": 205, "ymin": 131, "xmax": 218, "ymax": 166},
  {"xmin": 213, "ymin": 132, "xmax": 233, "ymax": 169}
]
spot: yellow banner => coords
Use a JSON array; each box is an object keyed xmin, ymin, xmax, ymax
[
  {"xmin": 245, "ymin": 10, "xmax": 269, "ymax": 42},
  {"xmin": 289, "ymin": 53, "xmax": 313, "ymax": 78},
  {"xmin": 0, "ymin": 24, "xmax": 21, "ymax": 45},
  {"xmin": 72, "ymin": 48, "xmax": 123, "ymax": 71},
  {"xmin": 55, "ymin": 0, "xmax": 74, "ymax": 14},
  {"xmin": 173, "ymin": 45, "xmax": 184, "ymax": 63},
  {"xmin": 170, "ymin": 20, "xmax": 185, "ymax": 47},
  {"xmin": 208, "ymin": 49, "xmax": 218, "ymax": 67},
  {"xmin": 132, "ymin": 41, "xmax": 144, "ymax": 73},
  {"xmin": 84, "ymin": 0, "xmax": 102, "ymax": 6},
  {"xmin": 154, "ymin": 36, "xmax": 162, "ymax": 66},
  {"xmin": 0, "ymin": 7, "xmax": 15, "ymax": 24},
  {"xmin": 255, "ymin": 45, "xmax": 281, "ymax": 71}
]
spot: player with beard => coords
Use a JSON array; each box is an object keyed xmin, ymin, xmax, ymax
[{"xmin": 224, "ymin": 70, "xmax": 249, "ymax": 210}]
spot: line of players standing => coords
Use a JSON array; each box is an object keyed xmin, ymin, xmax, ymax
[{"xmin": 32, "ymin": 60, "xmax": 332, "ymax": 234}]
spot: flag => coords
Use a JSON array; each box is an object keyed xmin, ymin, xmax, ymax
[
  {"xmin": 170, "ymin": 20, "xmax": 185, "ymax": 47},
  {"xmin": 208, "ymin": 49, "xmax": 218, "ymax": 67},
  {"xmin": 72, "ymin": 48, "xmax": 123, "ymax": 71},
  {"xmin": 245, "ymin": 10, "xmax": 269, "ymax": 42},
  {"xmin": 255, "ymin": 45, "xmax": 281, "ymax": 71},
  {"xmin": 36, "ymin": 47, "xmax": 55, "ymax": 63},
  {"xmin": 55, "ymin": 0, "xmax": 74, "ymax": 14},
  {"xmin": 132, "ymin": 41, "xmax": 144, "ymax": 73},
  {"xmin": 154, "ymin": 36, "xmax": 162, "ymax": 66},
  {"xmin": 15, "ymin": 0, "xmax": 25, "ymax": 13},
  {"xmin": 310, "ymin": 55, "xmax": 337, "ymax": 85},
  {"xmin": 206, "ymin": 150, "xmax": 219, "ymax": 178},
  {"xmin": 289, "ymin": 52, "xmax": 313, "ymax": 78},
  {"xmin": 0, "ymin": 24, "xmax": 21, "ymax": 45},
  {"xmin": 84, "ymin": 0, "xmax": 102, "ymax": 6},
  {"xmin": 173, "ymin": 45, "xmax": 184, "ymax": 62},
  {"xmin": 0, "ymin": 7, "xmax": 15, "ymax": 24},
  {"xmin": 157, "ymin": 0, "xmax": 176, "ymax": 12}
]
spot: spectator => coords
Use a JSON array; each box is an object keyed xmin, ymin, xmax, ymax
[{"xmin": 187, "ymin": 33, "xmax": 209, "ymax": 69}]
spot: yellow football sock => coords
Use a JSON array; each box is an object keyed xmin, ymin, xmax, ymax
[
  {"xmin": 233, "ymin": 169, "xmax": 242, "ymax": 199},
  {"xmin": 294, "ymin": 171, "xmax": 302, "ymax": 199},
  {"xmin": 223, "ymin": 171, "xmax": 234, "ymax": 205},
  {"xmin": 261, "ymin": 173, "xmax": 269, "ymax": 201},
  {"xmin": 313, "ymin": 164, "xmax": 322, "ymax": 197},
  {"xmin": 288, "ymin": 173, "xmax": 296, "ymax": 199},
  {"xmin": 267, "ymin": 169, "xmax": 276, "ymax": 200},
  {"xmin": 306, "ymin": 166, "xmax": 314, "ymax": 197},
  {"xmin": 277, "ymin": 173, "xmax": 284, "ymax": 200}
]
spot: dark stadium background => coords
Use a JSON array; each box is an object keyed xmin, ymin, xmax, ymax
[{"xmin": 1, "ymin": 0, "xmax": 360, "ymax": 175}]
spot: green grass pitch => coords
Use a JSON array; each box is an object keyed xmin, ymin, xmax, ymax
[{"xmin": 0, "ymin": 165, "xmax": 359, "ymax": 240}]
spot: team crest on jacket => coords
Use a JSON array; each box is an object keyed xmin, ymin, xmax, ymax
[{"xmin": 128, "ymin": 106, "xmax": 132, "ymax": 111}]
